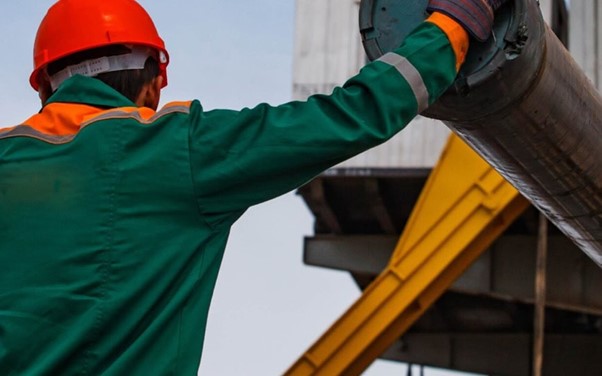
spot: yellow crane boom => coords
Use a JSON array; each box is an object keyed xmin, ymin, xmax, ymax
[{"xmin": 286, "ymin": 134, "xmax": 529, "ymax": 375}]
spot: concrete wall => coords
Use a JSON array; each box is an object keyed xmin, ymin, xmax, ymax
[{"xmin": 569, "ymin": 1, "xmax": 602, "ymax": 90}]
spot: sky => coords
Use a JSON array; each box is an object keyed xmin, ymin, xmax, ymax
[{"xmin": 0, "ymin": 2, "xmax": 478, "ymax": 375}]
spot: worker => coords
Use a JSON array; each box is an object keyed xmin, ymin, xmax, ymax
[{"xmin": 0, "ymin": 0, "xmax": 507, "ymax": 374}]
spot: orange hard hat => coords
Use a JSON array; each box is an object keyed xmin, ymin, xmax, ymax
[{"xmin": 30, "ymin": 0, "xmax": 169, "ymax": 91}]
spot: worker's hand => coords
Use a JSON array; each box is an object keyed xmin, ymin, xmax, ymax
[{"xmin": 427, "ymin": 0, "xmax": 508, "ymax": 41}]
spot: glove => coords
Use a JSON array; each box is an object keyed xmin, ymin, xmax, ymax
[{"xmin": 427, "ymin": 0, "xmax": 508, "ymax": 42}]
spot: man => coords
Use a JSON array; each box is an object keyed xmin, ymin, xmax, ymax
[{"xmin": 0, "ymin": 0, "xmax": 506, "ymax": 374}]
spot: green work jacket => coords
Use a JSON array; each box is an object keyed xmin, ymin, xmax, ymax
[{"xmin": 0, "ymin": 21, "xmax": 459, "ymax": 375}]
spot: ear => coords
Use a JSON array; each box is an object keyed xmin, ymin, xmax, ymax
[
  {"xmin": 136, "ymin": 75, "xmax": 163, "ymax": 109},
  {"xmin": 37, "ymin": 74, "xmax": 53, "ymax": 106}
]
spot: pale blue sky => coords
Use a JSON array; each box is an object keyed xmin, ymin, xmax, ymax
[{"xmin": 1, "ymin": 2, "xmax": 476, "ymax": 375}]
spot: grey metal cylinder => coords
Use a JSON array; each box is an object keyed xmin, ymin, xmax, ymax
[
  {"xmin": 425, "ymin": 0, "xmax": 602, "ymax": 265},
  {"xmin": 360, "ymin": 0, "xmax": 602, "ymax": 265}
]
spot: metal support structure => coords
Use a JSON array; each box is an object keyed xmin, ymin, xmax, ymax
[
  {"xmin": 384, "ymin": 332, "xmax": 602, "ymax": 375},
  {"xmin": 305, "ymin": 232, "xmax": 602, "ymax": 314},
  {"xmin": 305, "ymin": 179, "xmax": 343, "ymax": 234},
  {"xmin": 533, "ymin": 213, "xmax": 548, "ymax": 376}
]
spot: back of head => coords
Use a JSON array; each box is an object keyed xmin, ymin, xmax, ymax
[{"xmin": 31, "ymin": 0, "xmax": 170, "ymax": 102}]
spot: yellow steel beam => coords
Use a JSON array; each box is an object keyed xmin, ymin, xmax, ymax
[{"xmin": 285, "ymin": 134, "xmax": 530, "ymax": 375}]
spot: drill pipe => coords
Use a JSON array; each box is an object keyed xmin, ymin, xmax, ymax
[{"xmin": 425, "ymin": 0, "xmax": 602, "ymax": 264}]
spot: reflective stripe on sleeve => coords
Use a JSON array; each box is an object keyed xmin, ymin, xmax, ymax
[{"xmin": 377, "ymin": 52, "xmax": 429, "ymax": 113}]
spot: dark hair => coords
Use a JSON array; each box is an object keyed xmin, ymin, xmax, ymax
[{"xmin": 44, "ymin": 45, "xmax": 160, "ymax": 103}]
